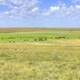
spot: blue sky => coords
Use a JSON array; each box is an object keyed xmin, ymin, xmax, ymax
[{"xmin": 0, "ymin": 0, "xmax": 80, "ymax": 28}]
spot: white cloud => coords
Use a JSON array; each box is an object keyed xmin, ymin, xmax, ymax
[
  {"xmin": 9, "ymin": 0, "xmax": 23, "ymax": 5},
  {"xmin": 42, "ymin": 6, "xmax": 60, "ymax": 16},
  {"xmin": 42, "ymin": 2, "xmax": 80, "ymax": 18},
  {"xmin": 72, "ymin": 0, "xmax": 80, "ymax": 4},
  {"xmin": 75, "ymin": 5, "xmax": 80, "ymax": 9},
  {"xmin": 0, "ymin": 0, "xmax": 80, "ymax": 19},
  {"xmin": 0, "ymin": 0, "xmax": 5, "ymax": 2},
  {"xmin": 0, "ymin": 0, "xmax": 39, "ymax": 18},
  {"xmin": 31, "ymin": 7, "xmax": 39, "ymax": 12},
  {"xmin": 50, "ymin": 6, "xmax": 60, "ymax": 11},
  {"xmin": 0, "ymin": 0, "xmax": 6, "ymax": 4}
]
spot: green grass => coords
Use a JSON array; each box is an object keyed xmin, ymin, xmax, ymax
[
  {"xmin": 0, "ymin": 29, "xmax": 80, "ymax": 80},
  {"xmin": 0, "ymin": 29, "xmax": 80, "ymax": 43}
]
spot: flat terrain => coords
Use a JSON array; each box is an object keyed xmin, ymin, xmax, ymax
[
  {"xmin": 0, "ymin": 28, "xmax": 80, "ymax": 43},
  {"xmin": 0, "ymin": 28, "xmax": 80, "ymax": 80}
]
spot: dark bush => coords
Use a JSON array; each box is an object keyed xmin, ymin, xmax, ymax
[
  {"xmin": 34, "ymin": 38, "xmax": 37, "ymax": 41},
  {"xmin": 55, "ymin": 36, "xmax": 66, "ymax": 39},
  {"xmin": 38, "ymin": 37, "xmax": 44, "ymax": 41},
  {"xmin": 44, "ymin": 37, "xmax": 47, "ymax": 41},
  {"xmin": 13, "ymin": 41, "xmax": 15, "ymax": 43},
  {"xmin": 34, "ymin": 37, "xmax": 47, "ymax": 41}
]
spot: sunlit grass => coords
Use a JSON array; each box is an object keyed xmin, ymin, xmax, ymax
[
  {"xmin": 0, "ymin": 29, "xmax": 80, "ymax": 80},
  {"xmin": 0, "ymin": 40, "xmax": 80, "ymax": 80}
]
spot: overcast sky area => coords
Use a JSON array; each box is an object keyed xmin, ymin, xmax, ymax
[{"xmin": 0, "ymin": 0, "xmax": 80, "ymax": 28}]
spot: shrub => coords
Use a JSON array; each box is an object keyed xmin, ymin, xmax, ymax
[
  {"xmin": 55, "ymin": 36, "xmax": 66, "ymax": 39},
  {"xmin": 38, "ymin": 37, "xmax": 44, "ymax": 41}
]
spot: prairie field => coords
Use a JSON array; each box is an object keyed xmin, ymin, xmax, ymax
[{"xmin": 0, "ymin": 28, "xmax": 80, "ymax": 80}]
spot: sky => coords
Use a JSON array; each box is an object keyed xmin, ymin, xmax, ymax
[{"xmin": 0, "ymin": 0, "xmax": 80, "ymax": 28}]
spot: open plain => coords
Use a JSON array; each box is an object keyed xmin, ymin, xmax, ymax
[{"xmin": 0, "ymin": 28, "xmax": 80, "ymax": 80}]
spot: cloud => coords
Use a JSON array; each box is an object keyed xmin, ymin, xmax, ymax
[
  {"xmin": 31, "ymin": 7, "xmax": 39, "ymax": 12},
  {"xmin": 41, "ymin": 1, "xmax": 80, "ymax": 19},
  {"xmin": 72, "ymin": 0, "xmax": 80, "ymax": 4},
  {"xmin": 63, "ymin": 4, "xmax": 80, "ymax": 15},
  {"xmin": 50, "ymin": 6, "xmax": 60, "ymax": 11},
  {"xmin": 0, "ymin": 0, "xmax": 80, "ymax": 19},
  {"xmin": 75, "ymin": 5, "xmax": 80, "ymax": 9},
  {"xmin": 42, "ymin": 6, "xmax": 60, "ymax": 16},
  {"xmin": 0, "ymin": 0, "xmax": 39, "ymax": 18},
  {"xmin": 0, "ymin": 0, "xmax": 5, "ymax": 3}
]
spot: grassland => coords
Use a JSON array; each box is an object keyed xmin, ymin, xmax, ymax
[
  {"xmin": 0, "ymin": 28, "xmax": 80, "ymax": 80},
  {"xmin": 0, "ymin": 28, "xmax": 80, "ymax": 43}
]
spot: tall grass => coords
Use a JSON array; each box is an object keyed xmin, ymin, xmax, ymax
[{"xmin": 0, "ymin": 40, "xmax": 80, "ymax": 80}]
